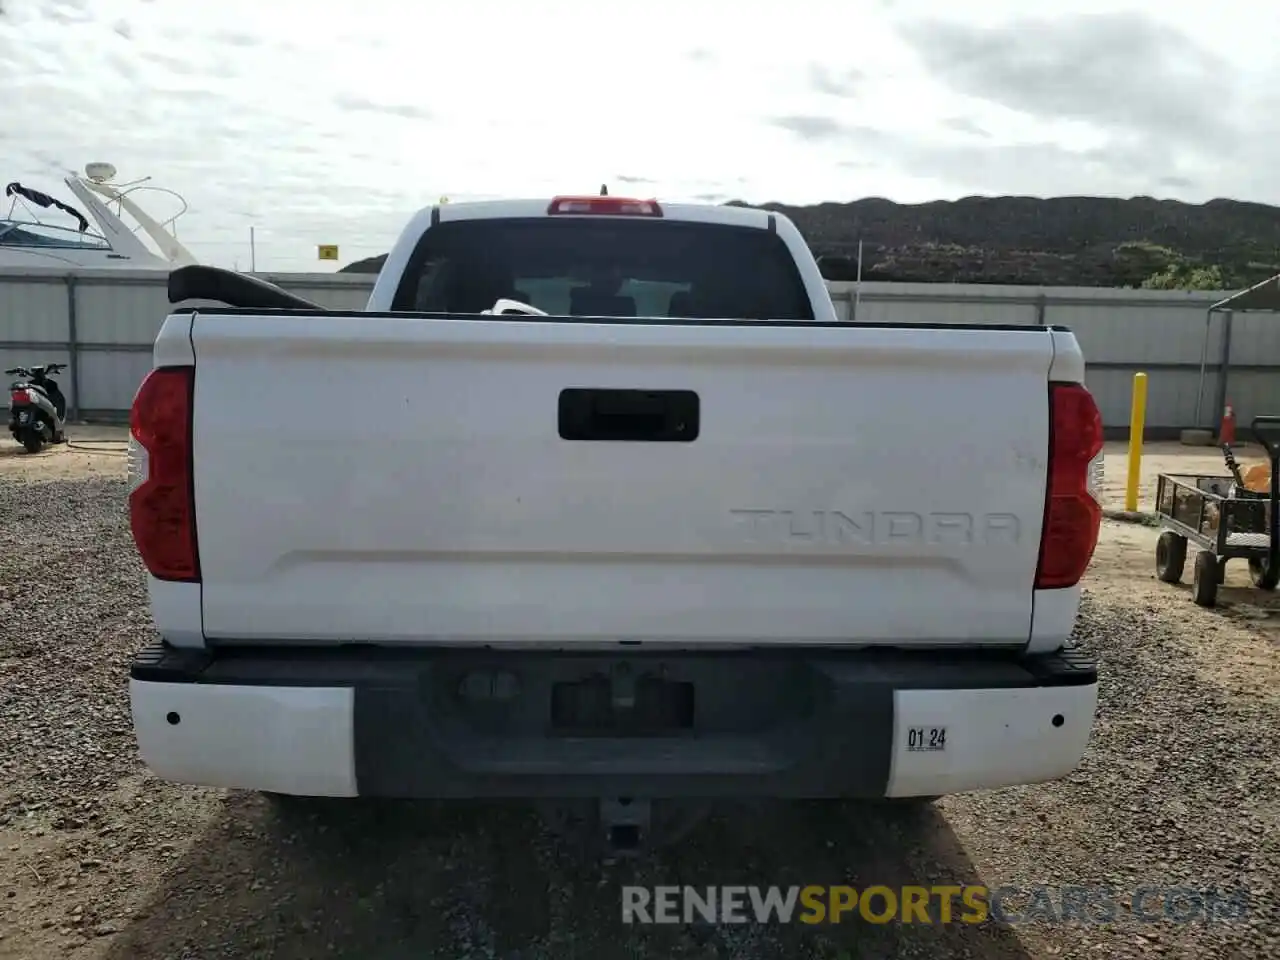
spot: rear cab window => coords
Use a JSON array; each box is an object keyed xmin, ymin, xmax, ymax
[{"xmin": 391, "ymin": 217, "xmax": 815, "ymax": 321}]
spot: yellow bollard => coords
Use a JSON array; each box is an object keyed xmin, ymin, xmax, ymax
[{"xmin": 1125, "ymin": 372, "xmax": 1148, "ymax": 512}]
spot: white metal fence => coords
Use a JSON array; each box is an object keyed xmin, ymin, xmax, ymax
[{"xmin": 0, "ymin": 266, "xmax": 1266, "ymax": 435}]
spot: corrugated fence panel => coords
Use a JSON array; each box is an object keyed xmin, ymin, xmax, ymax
[
  {"xmin": 1220, "ymin": 370, "xmax": 1280, "ymax": 426},
  {"xmin": 855, "ymin": 296, "xmax": 1033, "ymax": 326},
  {"xmin": 1049, "ymin": 303, "xmax": 1211, "ymax": 366},
  {"xmin": 1228, "ymin": 312, "xmax": 1280, "ymax": 367},
  {"xmin": 264, "ymin": 275, "xmax": 374, "ymax": 311},
  {"xmin": 0, "ymin": 276, "xmax": 70, "ymax": 343},
  {"xmin": 828, "ymin": 281, "xmax": 1037, "ymax": 326},
  {"xmin": 1084, "ymin": 367, "xmax": 1210, "ymax": 429},
  {"xmin": 78, "ymin": 350, "xmax": 155, "ymax": 415},
  {"xmin": 75, "ymin": 275, "xmax": 172, "ymax": 345}
]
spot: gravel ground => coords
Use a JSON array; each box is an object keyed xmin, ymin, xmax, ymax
[{"xmin": 0, "ymin": 439, "xmax": 1278, "ymax": 959}]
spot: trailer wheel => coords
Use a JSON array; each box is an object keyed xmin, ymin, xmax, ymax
[
  {"xmin": 1248, "ymin": 557, "xmax": 1280, "ymax": 590},
  {"xmin": 1155, "ymin": 532, "xmax": 1187, "ymax": 583},
  {"xmin": 1192, "ymin": 551, "xmax": 1219, "ymax": 607}
]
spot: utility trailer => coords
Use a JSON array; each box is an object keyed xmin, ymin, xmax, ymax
[{"xmin": 1153, "ymin": 416, "xmax": 1280, "ymax": 607}]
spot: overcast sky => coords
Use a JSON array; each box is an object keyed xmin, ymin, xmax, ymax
[{"xmin": 3, "ymin": 0, "xmax": 1277, "ymax": 270}]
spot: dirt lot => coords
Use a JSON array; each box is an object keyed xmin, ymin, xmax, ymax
[{"xmin": 1, "ymin": 432, "xmax": 1277, "ymax": 959}]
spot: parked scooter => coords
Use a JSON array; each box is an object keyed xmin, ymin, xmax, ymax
[{"xmin": 6, "ymin": 363, "xmax": 68, "ymax": 453}]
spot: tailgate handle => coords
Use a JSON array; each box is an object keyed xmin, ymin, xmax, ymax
[{"xmin": 559, "ymin": 389, "xmax": 699, "ymax": 442}]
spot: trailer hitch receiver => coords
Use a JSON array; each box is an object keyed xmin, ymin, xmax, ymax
[{"xmin": 601, "ymin": 797, "xmax": 650, "ymax": 856}]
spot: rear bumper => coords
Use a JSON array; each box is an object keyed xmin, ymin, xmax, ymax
[{"xmin": 129, "ymin": 642, "xmax": 1098, "ymax": 799}]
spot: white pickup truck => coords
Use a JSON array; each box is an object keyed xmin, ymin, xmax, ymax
[{"xmin": 127, "ymin": 194, "xmax": 1103, "ymax": 852}]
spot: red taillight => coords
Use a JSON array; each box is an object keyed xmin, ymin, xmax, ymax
[
  {"xmin": 10, "ymin": 388, "xmax": 32, "ymax": 405},
  {"xmin": 128, "ymin": 366, "xmax": 199, "ymax": 582},
  {"xmin": 547, "ymin": 196, "xmax": 663, "ymax": 217},
  {"xmin": 1035, "ymin": 382, "xmax": 1103, "ymax": 589}
]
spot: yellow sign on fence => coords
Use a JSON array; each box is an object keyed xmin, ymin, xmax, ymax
[{"xmin": 317, "ymin": 244, "xmax": 339, "ymax": 261}]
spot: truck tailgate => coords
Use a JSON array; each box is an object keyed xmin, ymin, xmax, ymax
[{"xmin": 189, "ymin": 314, "xmax": 1055, "ymax": 647}]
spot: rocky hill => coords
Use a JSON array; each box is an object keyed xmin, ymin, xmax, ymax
[{"xmin": 339, "ymin": 195, "xmax": 1280, "ymax": 289}]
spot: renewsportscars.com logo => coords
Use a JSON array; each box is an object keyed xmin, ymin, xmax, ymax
[{"xmin": 621, "ymin": 885, "xmax": 1251, "ymax": 925}]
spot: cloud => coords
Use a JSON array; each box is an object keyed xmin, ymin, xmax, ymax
[
  {"xmin": 778, "ymin": 117, "xmax": 1194, "ymax": 199},
  {"xmin": 897, "ymin": 13, "xmax": 1234, "ymax": 145},
  {"xmin": 42, "ymin": 0, "xmax": 91, "ymax": 26},
  {"xmin": 143, "ymin": 49, "xmax": 236, "ymax": 80},
  {"xmin": 212, "ymin": 30, "xmax": 258, "ymax": 48},
  {"xmin": 942, "ymin": 117, "xmax": 989, "ymax": 139},
  {"xmin": 770, "ymin": 115, "xmax": 849, "ymax": 142},
  {"xmin": 808, "ymin": 64, "xmax": 863, "ymax": 98},
  {"xmin": 333, "ymin": 94, "xmax": 431, "ymax": 121},
  {"xmin": 887, "ymin": 10, "xmax": 1280, "ymax": 202}
]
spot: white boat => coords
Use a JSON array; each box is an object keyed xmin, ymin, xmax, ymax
[{"xmin": 1, "ymin": 162, "xmax": 198, "ymax": 270}]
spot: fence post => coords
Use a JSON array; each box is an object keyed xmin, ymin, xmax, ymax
[
  {"xmin": 1212, "ymin": 310, "xmax": 1233, "ymax": 436},
  {"xmin": 1034, "ymin": 294, "xmax": 1047, "ymax": 326},
  {"xmin": 1125, "ymin": 372, "xmax": 1148, "ymax": 512},
  {"xmin": 65, "ymin": 275, "xmax": 81, "ymax": 422}
]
